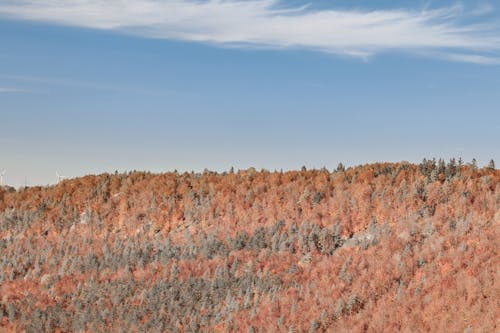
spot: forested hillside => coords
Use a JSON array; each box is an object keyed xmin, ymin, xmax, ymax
[{"xmin": 0, "ymin": 160, "xmax": 498, "ymax": 332}]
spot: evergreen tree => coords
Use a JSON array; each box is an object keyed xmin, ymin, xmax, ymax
[{"xmin": 488, "ymin": 159, "xmax": 496, "ymax": 170}]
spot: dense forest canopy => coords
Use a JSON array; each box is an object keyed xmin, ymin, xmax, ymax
[{"xmin": 0, "ymin": 160, "xmax": 498, "ymax": 332}]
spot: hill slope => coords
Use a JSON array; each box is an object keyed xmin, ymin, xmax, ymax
[{"xmin": 0, "ymin": 161, "xmax": 498, "ymax": 332}]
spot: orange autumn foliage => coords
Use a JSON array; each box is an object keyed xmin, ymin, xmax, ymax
[{"xmin": 0, "ymin": 160, "xmax": 498, "ymax": 332}]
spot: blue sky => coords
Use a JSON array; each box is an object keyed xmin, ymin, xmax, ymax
[{"xmin": 1, "ymin": 0, "xmax": 499, "ymax": 186}]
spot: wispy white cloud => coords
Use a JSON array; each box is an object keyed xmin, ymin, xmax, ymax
[
  {"xmin": 438, "ymin": 52, "xmax": 500, "ymax": 65},
  {"xmin": 0, "ymin": 74, "xmax": 193, "ymax": 96},
  {"xmin": 469, "ymin": 3, "xmax": 495, "ymax": 16},
  {"xmin": 0, "ymin": 0, "xmax": 499, "ymax": 63},
  {"xmin": 0, "ymin": 87, "xmax": 24, "ymax": 93}
]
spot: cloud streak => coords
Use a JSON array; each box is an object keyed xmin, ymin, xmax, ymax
[
  {"xmin": 0, "ymin": 74, "xmax": 193, "ymax": 96},
  {"xmin": 0, "ymin": 0, "xmax": 499, "ymax": 63},
  {"xmin": 0, "ymin": 87, "xmax": 24, "ymax": 93}
]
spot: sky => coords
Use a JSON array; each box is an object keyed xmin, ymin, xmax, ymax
[{"xmin": 0, "ymin": 0, "xmax": 499, "ymax": 187}]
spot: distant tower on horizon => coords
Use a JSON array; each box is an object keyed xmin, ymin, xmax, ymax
[{"xmin": 56, "ymin": 171, "xmax": 67, "ymax": 183}]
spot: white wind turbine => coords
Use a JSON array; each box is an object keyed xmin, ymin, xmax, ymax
[
  {"xmin": 56, "ymin": 171, "xmax": 67, "ymax": 183},
  {"xmin": 0, "ymin": 170, "xmax": 5, "ymax": 186}
]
